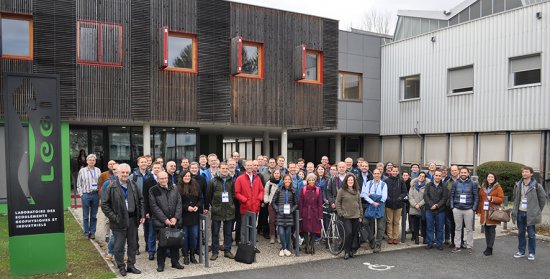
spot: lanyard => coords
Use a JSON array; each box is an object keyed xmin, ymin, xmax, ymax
[
  {"xmin": 120, "ymin": 185, "xmax": 128, "ymax": 199},
  {"xmin": 372, "ymin": 181, "xmax": 379, "ymax": 194},
  {"xmin": 88, "ymin": 168, "xmax": 96, "ymax": 180},
  {"xmin": 285, "ymin": 189, "xmax": 289, "ymax": 204},
  {"xmin": 461, "ymin": 181, "xmax": 466, "ymax": 194},
  {"xmin": 222, "ymin": 179, "xmax": 227, "ymax": 192}
]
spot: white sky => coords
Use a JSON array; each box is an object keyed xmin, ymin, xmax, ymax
[{"xmin": 230, "ymin": 0, "xmax": 465, "ymax": 33}]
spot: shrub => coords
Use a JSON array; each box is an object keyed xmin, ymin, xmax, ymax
[{"xmin": 476, "ymin": 161, "xmax": 525, "ymax": 198}]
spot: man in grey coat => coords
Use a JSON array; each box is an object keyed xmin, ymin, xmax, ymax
[
  {"xmin": 102, "ymin": 163, "xmax": 145, "ymax": 276},
  {"xmin": 512, "ymin": 166, "xmax": 547, "ymax": 261}
]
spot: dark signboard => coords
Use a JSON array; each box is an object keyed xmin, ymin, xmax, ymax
[{"xmin": 3, "ymin": 73, "xmax": 64, "ymax": 236}]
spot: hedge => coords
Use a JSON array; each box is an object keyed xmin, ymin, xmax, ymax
[{"xmin": 476, "ymin": 161, "xmax": 525, "ymax": 198}]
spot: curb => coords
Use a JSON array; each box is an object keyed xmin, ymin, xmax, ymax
[{"xmin": 506, "ymin": 229, "xmax": 550, "ymax": 241}]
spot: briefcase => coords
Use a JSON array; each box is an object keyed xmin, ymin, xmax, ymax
[
  {"xmin": 158, "ymin": 227, "xmax": 184, "ymax": 248},
  {"xmin": 235, "ymin": 243, "xmax": 255, "ymax": 264}
]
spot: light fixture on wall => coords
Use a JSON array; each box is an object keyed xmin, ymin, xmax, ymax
[
  {"xmin": 536, "ymin": 12, "xmax": 542, "ymax": 19},
  {"xmin": 430, "ymin": 36, "xmax": 436, "ymax": 43}
]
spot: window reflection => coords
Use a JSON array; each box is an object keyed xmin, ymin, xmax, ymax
[{"xmin": 1, "ymin": 18, "xmax": 31, "ymax": 57}]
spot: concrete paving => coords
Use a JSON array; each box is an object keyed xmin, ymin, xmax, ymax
[{"xmin": 70, "ymin": 206, "xmax": 506, "ymax": 278}]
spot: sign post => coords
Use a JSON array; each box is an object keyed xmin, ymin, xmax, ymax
[{"xmin": 3, "ymin": 73, "xmax": 66, "ymax": 276}]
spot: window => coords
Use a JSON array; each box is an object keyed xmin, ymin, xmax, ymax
[
  {"xmin": 448, "ymin": 65, "xmax": 474, "ymax": 94},
  {"xmin": 77, "ymin": 21, "xmax": 122, "ymax": 66},
  {"xmin": 401, "ymin": 75, "xmax": 420, "ymax": 100},
  {"xmin": 509, "ymin": 54, "xmax": 541, "ymax": 87},
  {"xmin": 239, "ymin": 41, "xmax": 263, "ymax": 77},
  {"xmin": 304, "ymin": 50, "xmax": 323, "ymax": 83},
  {"xmin": 165, "ymin": 32, "xmax": 197, "ymax": 72},
  {"xmin": 338, "ymin": 72, "xmax": 362, "ymax": 101},
  {"xmin": 1, "ymin": 14, "xmax": 33, "ymax": 60}
]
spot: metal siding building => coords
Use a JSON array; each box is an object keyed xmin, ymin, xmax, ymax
[{"xmin": 380, "ymin": 1, "xmax": 550, "ymax": 175}]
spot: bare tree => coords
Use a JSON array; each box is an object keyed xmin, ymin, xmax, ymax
[{"xmin": 361, "ymin": 10, "xmax": 393, "ymax": 35}]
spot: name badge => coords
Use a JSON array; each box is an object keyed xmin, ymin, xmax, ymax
[
  {"xmin": 284, "ymin": 204, "xmax": 291, "ymax": 214},
  {"xmin": 521, "ymin": 198, "xmax": 528, "ymax": 209},
  {"xmin": 222, "ymin": 192, "xmax": 229, "ymax": 203},
  {"xmin": 483, "ymin": 201, "xmax": 489, "ymax": 211},
  {"xmin": 459, "ymin": 194, "xmax": 467, "ymax": 204},
  {"xmin": 91, "ymin": 183, "xmax": 98, "ymax": 190}
]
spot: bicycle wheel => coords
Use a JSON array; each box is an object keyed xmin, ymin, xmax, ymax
[{"xmin": 327, "ymin": 220, "xmax": 345, "ymax": 255}]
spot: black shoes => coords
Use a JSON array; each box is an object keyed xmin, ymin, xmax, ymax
[
  {"xmin": 172, "ymin": 264, "xmax": 185, "ymax": 270},
  {"xmin": 415, "ymin": 238, "xmax": 420, "ymax": 245},
  {"xmin": 190, "ymin": 251, "xmax": 198, "ymax": 264},
  {"xmin": 118, "ymin": 267, "xmax": 127, "ymax": 276},
  {"xmin": 344, "ymin": 253, "xmax": 350, "ymax": 260},
  {"xmin": 89, "ymin": 233, "xmax": 95, "ymax": 240},
  {"xmin": 483, "ymin": 247, "xmax": 493, "ymax": 256},
  {"xmin": 437, "ymin": 245, "xmax": 444, "ymax": 251},
  {"xmin": 157, "ymin": 266, "xmax": 164, "ymax": 272},
  {"xmin": 148, "ymin": 254, "xmax": 155, "ymax": 261},
  {"xmin": 425, "ymin": 245, "xmax": 433, "ymax": 250},
  {"xmin": 126, "ymin": 266, "xmax": 141, "ymax": 274}
]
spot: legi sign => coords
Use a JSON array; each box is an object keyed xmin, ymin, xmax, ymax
[{"xmin": 3, "ymin": 73, "xmax": 64, "ymax": 236}]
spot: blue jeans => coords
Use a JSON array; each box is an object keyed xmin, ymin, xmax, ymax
[
  {"xmin": 108, "ymin": 232, "xmax": 115, "ymax": 254},
  {"xmin": 278, "ymin": 225, "xmax": 292, "ymax": 250},
  {"xmin": 517, "ymin": 211, "xmax": 536, "ymax": 255},
  {"xmin": 181, "ymin": 225, "xmax": 199, "ymax": 253},
  {"xmin": 145, "ymin": 219, "xmax": 156, "ymax": 255},
  {"xmin": 425, "ymin": 210, "xmax": 445, "ymax": 247},
  {"xmin": 81, "ymin": 192, "xmax": 99, "ymax": 235},
  {"xmin": 211, "ymin": 219, "xmax": 234, "ymax": 253}
]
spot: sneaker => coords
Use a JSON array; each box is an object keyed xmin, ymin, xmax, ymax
[
  {"xmin": 104, "ymin": 254, "xmax": 113, "ymax": 261},
  {"xmin": 467, "ymin": 248, "xmax": 473, "ymax": 255},
  {"xmin": 425, "ymin": 245, "xmax": 433, "ymax": 250},
  {"xmin": 210, "ymin": 253, "xmax": 218, "ymax": 261},
  {"xmin": 90, "ymin": 233, "xmax": 95, "ymax": 240},
  {"xmin": 279, "ymin": 249, "xmax": 285, "ymax": 257},
  {"xmin": 451, "ymin": 247, "xmax": 461, "ymax": 253},
  {"xmin": 283, "ymin": 249, "xmax": 292, "ymax": 257},
  {"xmin": 224, "ymin": 251, "xmax": 235, "ymax": 259},
  {"xmin": 528, "ymin": 254, "xmax": 535, "ymax": 261},
  {"xmin": 513, "ymin": 252, "xmax": 525, "ymax": 258}
]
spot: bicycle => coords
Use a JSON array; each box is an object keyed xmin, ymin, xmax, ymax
[{"xmin": 320, "ymin": 203, "xmax": 345, "ymax": 255}]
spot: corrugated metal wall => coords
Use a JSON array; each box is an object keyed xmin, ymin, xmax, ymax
[{"xmin": 381, "ymin": 1, "xmax": 550, "ymax": 135}]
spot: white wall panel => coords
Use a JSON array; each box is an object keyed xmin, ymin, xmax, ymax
[
  {"xmin": 450, "ymin": 134, "xmax": 475, "ymax": 165},
  {"xmin": 479, "ymin": 133, "xmax": 507, "ymax": 163},
  {"xmin": 382, "ymin": 137, "xmax": 400, "ymax": 163},
  {"xmin": 425, "ymin": 135, "xmax": 448, "ymax": 166},
  {"xmin": 402, "ymin": 136, "xmax": 422, "ymax": 164},
  {"xmin": 511, "ymin": 132, "xmax": 542, "ymax": 170},
  {"xmin": 381, "ymin": 2, "xmax": 550, "ymax": 135}
]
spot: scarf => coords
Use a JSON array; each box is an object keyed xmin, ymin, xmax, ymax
[{"xmin": 414, "ymin": 180, "xmax": 426, "ymax": 191}]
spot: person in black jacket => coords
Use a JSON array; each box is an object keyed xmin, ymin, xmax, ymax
[
  {"xmin": 384, "ymin": 167, "xmax": 408, "ymax": 244},
  {"xmin": 272, "ymin": 174, "xmax": 298, "ymax": 257},
  {"xmin": 179, "ymin": 170, "xmax": 203, "ymax": 265},
  {"xmin": 101, "ymin": 163, "xmax": 145, "ymax": 276},
  {"xmin": 423, "ymin": 170, "xmax": 448, "ymax": 250},
  {"xmin": 142, "ymin": 161, "xmax": 162, "ymax": 260},
  {"xmin": 149, "ymin": 171, "xmax": 184, "ymax": 272}
]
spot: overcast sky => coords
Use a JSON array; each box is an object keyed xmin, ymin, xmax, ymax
[{"xmin": 230, "ymin": 0, "xmax": 465, "ymax": 34}]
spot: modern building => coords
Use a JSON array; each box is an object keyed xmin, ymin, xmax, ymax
[
  {"xmin": 380, "ymin": 0, "xmax": 549, "ymax": 183},
  {"xmin": 0, "ymin": 0, "xmax": 339, "ymax": 211}
]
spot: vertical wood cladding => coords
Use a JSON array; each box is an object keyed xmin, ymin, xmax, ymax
[
  {"xmin": 322, "ymin": 19, "xmax": 338, "ymax": 129},
  {"xmin": 74, "ymin": 0, "xmax": 131, "ymax": 121},
  {"xmin": 197, "ymin": 0, "xmax": 231, "ymax": 123},
  {"xmin": 130, "ymin": 0, "xmax": 151, "ymax": 121},
  {"xmin": 33, "ymin": 0, "xmax": 77, "ymax": 119},
  {"xmin": 230, "ymin": 3, "xmax": 337, "ymax": 129},
  {"xmin": 0, "ymin": 0, "xmax": 32, "ymax": 14},
  {"xmin": 151, "ymin": 0, "xmax": 197, "ymax": 123}
]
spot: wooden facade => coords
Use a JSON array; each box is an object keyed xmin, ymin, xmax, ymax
[{"xmin": 1, "ymin": 0, "xmax": 338, "ymax": 130}]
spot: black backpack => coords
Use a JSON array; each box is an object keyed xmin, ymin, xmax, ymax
[{"xmin": 234, "ymin": 243, "xmax": 255, "ymax": 264}]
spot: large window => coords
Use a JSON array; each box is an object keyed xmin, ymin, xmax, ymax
[
  {"xmin": 166, "ymin": 32, "xmax": 197, "ymax": 72},
  {"xmin": 77, "ymin": 21, "xmax": 122, "ymax": 66},
  {"xmin": 1, "ymin": 14, "xmax": 33, "ymax": 60},
  {"xmin": 401, "ymin": 75, "xmax": 420, "ymax": 100},
  {"xmin": 338, "ymin": 72, "xmax": 362, "ymax": 101},
  {"xmin": 509, "ymin": 54, "xmax": 541, "ymax": 87},
  {"xmin": 448, "ymin": 65, "xmax": 474, "ymax": 94}
]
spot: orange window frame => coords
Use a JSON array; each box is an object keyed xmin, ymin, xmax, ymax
[
  {"xmin": 339, "ymin": 71, "xmax": 362, "ymax": 100},
  {"xmin": 77, "ymin": 20, "xmax": 123, "ymax": 67},
  {"xmin": 164, "ymin": 32, "xmax": 198, "ymax": 73},
  {"xmin": 298, "ymin": 49, "xmax": 323, "ymax": 85},
  {"xmin": 0, "ymin": 13, "xmax": 33, "ymax": 61},
  {"xmin": 236, "ymin": 41, "xmax": 264, "ymax": 79}
]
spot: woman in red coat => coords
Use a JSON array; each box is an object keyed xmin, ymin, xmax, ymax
[
  {"xmin": 299, "ymin": 173, "xmax": 323, "ymax": 254},
  {"xmin": 477, "ymin": 172, "xmax": 504, "ymax": 256}
]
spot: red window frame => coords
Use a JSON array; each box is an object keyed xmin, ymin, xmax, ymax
[
  {"xmin": 0, "ymin": 13, "xmax": 33, "ymax": 61},
  {"xmin": 235, "ymin": 40, "xmax": 264, "ymax": 79},
  {"xmin": 77, "ymin": 20, "xmax": 123, "ymax": 67},
  {"xmin": 162, "ymin": 29, "xmax": 198, "ymax": 73},
  {"xmin": 298, "ymin": 49, "xmax": 323, "ymax": 85}
]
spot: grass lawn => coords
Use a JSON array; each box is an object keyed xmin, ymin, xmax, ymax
[{"xmin": 0, "ymin": 212, "xmax": 115, "ymax": 278}]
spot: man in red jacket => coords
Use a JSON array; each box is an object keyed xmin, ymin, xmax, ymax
[{"xmin": 235, "ymin": 160, "xmax": 264, "ymax": 252}]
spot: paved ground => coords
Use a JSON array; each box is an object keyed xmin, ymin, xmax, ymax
[
  {"xmin": 189, "ymin": 236, "xmax": 550, "ymax": 279},
  {"xmin": 71, "ymin": 205, "xmax": 509, "ymax": 278}
]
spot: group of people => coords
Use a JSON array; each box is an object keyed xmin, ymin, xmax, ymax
[{"xmin": 76, "ymin": 152, "xmax": 547, "ymax": 276}]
